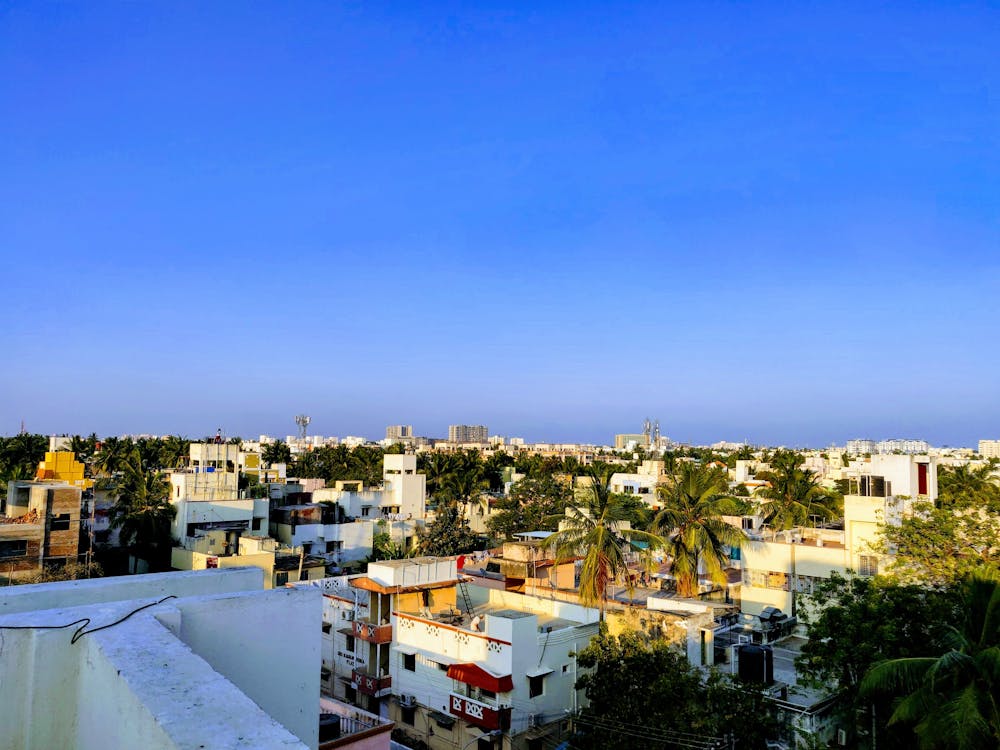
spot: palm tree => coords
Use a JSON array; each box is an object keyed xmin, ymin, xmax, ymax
[
  {"xmin": 261, "ymin": 440, "xmax": 292, "ymax": 468},
  {"xmin": 543, "ymin": 469, "xmax": 664, "ymax": 618},
  {"xmin": 420, "ymin": 452, "xmax": 458, "ymax": 498},
  {"xmin": 158, "ymin": 435, "xmax": 191, "ymax": 470},
  {"xmin": 860, "ymin": 567, "xmax": 1000, "ymax": 749},
  {"xmin": 653, "ymin": 463, "xmax": 748, "ymax": 598},
  {"xmin": 756, "ymin": 451, "xmax": 839, "ymax": 530},
  {"xmin": 938, "ymin": 465, "xmax": 1000, "ymax": 510},
  {"xmin": 94, "ymin": 436, "xmax": 134, "ymax": 477},
  {"xmin": 109, "ymin": 449, "xmax": 176, "ymax": 572},
  {"xmin": 0, "ymin": 432, "xmax": 47, "ymax": 478}
]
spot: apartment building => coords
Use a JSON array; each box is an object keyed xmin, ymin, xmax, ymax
[
  {"xmin": 737, "ymin": 454, "xmax": 938, "ymax": 616},
  {"xmin": 386, "ymin": 425, "xmax": 413, "ymax": 440},
  {"xmin": 449, "ymin": 425, "xmax": 488, "ymax": 444},
  {"xmin": 979, "ymin": 439, "xmax": 1000, "ymax": 458},
  {"xmin": 344, "ymin": 558, "xmax": 600, "ymax": 750},
  {"xmin": 845, "ymin": 439, "xmax": 877, "ymax": 455}
]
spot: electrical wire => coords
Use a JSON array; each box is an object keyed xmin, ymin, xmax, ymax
[{"xmin": 0, "ymin": 595, "xmax": 177, "ymax": 644}]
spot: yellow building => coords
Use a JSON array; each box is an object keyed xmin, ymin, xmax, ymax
[{"xmin": 36, "ymin": 452, "xmax": 93, "ymax": 490}]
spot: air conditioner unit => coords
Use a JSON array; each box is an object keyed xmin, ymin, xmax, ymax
[{"xmin": 399, "ymin": 694, "xmax": 416, "ymax": 708}]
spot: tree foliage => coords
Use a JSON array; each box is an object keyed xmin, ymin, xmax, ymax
[
  {"xmin": 756, "ymin": 450, "xmax": 840, "ymax": 530},
  {"xmin": 653, "ymin": 462, "xmax": 747, "ymax": 597},
  {"xmin": 486, "ymin": 476, "xmax": 570, "ymax": 540},
  {"xmin": 574, "ymin": 628, "xmax": 780, "ymax": 750},
  {"xmin": 108, "ymin": 449, "xmax": 176, "ymax": 570},
  {"xmin": 796, "ymin": 573, "xmax": 960, "ymax": 748},
  {"xmin": 860, "ymin": 567, "xmax": 1000, "ymax": 750},
  {"xmin": 0, "ymin": 433, "xmax": 47, "ymax": 489},
  {"xmin": 417, "ymin": 503, "xmax": 482, "ymax": 556},
  {"xmin": 876, "ymin": 502, "xmax": 1000, "ymax": 587},
  {"xmin": 937, "ymin": 464, "xmax": 1000, "ymax": 512},
  {"xmin": 543, "ymin": 470, "xmax": 663, "ymax": 617}
]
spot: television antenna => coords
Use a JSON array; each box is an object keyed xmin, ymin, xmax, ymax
[{"xmin": 295, "ymin": 414, "xmax": 311, "ymax": 440}]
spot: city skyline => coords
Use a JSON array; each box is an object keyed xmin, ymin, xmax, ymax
[{"xmin": 3, "ymin": 2, "xmax": 999, "ymax": 448}]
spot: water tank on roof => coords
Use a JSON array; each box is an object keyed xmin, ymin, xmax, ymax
[
  {"xmin": 319, "ymin": 713, "xmax": 341, "ymax": 742},
  {"xmin": 738, "ymin": 643, "xmax": 774, "ymax": 685}
]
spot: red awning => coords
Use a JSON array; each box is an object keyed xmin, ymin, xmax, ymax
[{"xmin": 446, "ymin": 663, "xmax": 514, "ymax": 693}]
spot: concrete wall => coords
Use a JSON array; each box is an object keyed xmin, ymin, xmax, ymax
[
  {"xmin": 0, "ymin": 567, "xmax": 261, "ymax": 616},
  {"xmin": 172, "ymin": 587, "xmax": 322, "ymax": 748},
  {"xmin": 0, "ymin": 575, "xmax": 312, "ymax": 750}
]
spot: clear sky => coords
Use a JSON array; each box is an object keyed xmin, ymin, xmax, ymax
[{"xmin": 2, "ymin": 2, "xmax": 998, "ymax": 447}]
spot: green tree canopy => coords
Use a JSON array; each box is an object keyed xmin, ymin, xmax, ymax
[
  {"xmin": 875, "ymin": 502, "xmax": 1000, "ymax": 587},
  {"xmin": 574, "ymin": 628, "xmax": 780, "ymax": 750},
  {"xmin": 796, "ymin": 573, "xmax": 960, "ymax": 748},
  {"xmin": 860, "ymin": 567, "xmax": 1000, "ymax": 750},
  {"xmin": 486, "ymin": 475, "xmax": 570, "ymax": 541},
  {"xmin": 417, "ymin": 503, "xmax": 482, "ymax": 556}
]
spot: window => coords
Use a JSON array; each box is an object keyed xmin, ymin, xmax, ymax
[
  {"xmin": 401, "ymin": 706, "xmax": 415, "ymax": 725},
  {"xmin": 322, "ymin": 622, "xmax": 332, "ymax": 634},
  {"xmin": 403, "ymin": 653, "xmax": 415, "ymax": 672},
  {"xmin": 361, "ymin": 507, "xmax": 371, "ymax": 517},
  {"xmin": 275, "ymin": 572, "xmax": 289, "ymax": 586},
  {"xmin": 529, "ymin": 675, "xmax": 545, "ymax": 698},
  {"xmin": 741, "ymin": 517, "xmax": 755, "ymax": 530},
  {"xmin": 859, "ymin": 555, "xmax": 878, "ymax": 577},
  {"xmin": 562, "ymin": 664, "xmax": 569, "ymax": 673},
  {"xmin": 252, "ymin": 517, "xmax": 262, "ymax": 531},
  {"xmin": 0, "ymin": 540, "xmax": 28, "ymax": 559},
  {"xmin": 327, "ymin": 540, "xmax": 343, "ymax": 553},
  {"xmin": 345, "ymin": 635, "xmax": 355, "ymax": 651},
  {"xmin": 50, "ymin": 514, "xmax": 70, "ymax": 531}
]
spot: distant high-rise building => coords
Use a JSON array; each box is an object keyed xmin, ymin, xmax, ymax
[
  {"xmin": 846, "ymin": 439, "xmax": 878, "ymax": 455},
  {"xmin": 448, "ymin": 424, "xmax": 488, "ymax": 443},
  {"xmin": 877, "ymin": 438, "xmax": 929, "ymax": 455},
  {"xmin": 614, "ymin": 433, "xmax": 649, "ymax": 450},
  {"xmin": 978, "ymin": 439, "xmax": 1000, "ymax": 458},
  {"xmin": 385, "ymin": 425, "xmax": 413, "ymax": 441}
]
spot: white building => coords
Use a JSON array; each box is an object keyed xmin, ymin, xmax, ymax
[
  {"xmin": 845, "ymin": 439, "xmax": 878, "ymax": 455},
  {"xmin": 270, "ymin": 504, "xmax": 375, "ymax": 566},
  {"xmin": 876, "ymin": 438, "xmax": 930, "ymax": 454},
  {"xmin": 0, "ymin": 567, "xmax": 387, "ymax": 750},
  {"xmin": 350, "ymin": 558, "xmax": 600, "ymax": 750},
  {"xmin": 979, "ymin": 439, "xmax": 1000, "ymax": 458}
]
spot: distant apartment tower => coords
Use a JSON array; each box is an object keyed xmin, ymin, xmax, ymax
[
  {"xmin": 448, "ymin": 424, "xmax": 488, "ymax": 443},
  {"xmin": 846, "ymin": 439, "xmax": 878, "ymax": 455},
  {"xmin": 385, "ymin": 425, "xmax": 413, "ymax": 441},
  {"xmin": 614, "ymin": 433, "xmax": 648, "ymax": 450},
  {"xmin": 979, "ymin": 439, "xmax": 1000, "ymax": 458},
  {"xmin": 877, "ymin": 438, "xmax": 929, "ymax": 454}
]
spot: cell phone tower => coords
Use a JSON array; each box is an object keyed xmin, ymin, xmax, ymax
[{"xmin": 295, "ymin": 414, "xmax": 311, "ymax": 440}]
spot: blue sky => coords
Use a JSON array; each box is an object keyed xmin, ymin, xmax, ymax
[{"xmin": 1, "ymin": 2, "xmax": 998, "ymax": 446}]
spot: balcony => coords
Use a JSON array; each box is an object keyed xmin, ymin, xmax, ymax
[
  {"xmin": 448, "ymin": 693, "xmax": 512, "ymax": 731},
  {"xmin": 352, "ymin": 620, "xmax": 392, "ymax": 644},
  {"xmin": 352, "ymin": 668, "xmax": 391, "ymax": 697}
]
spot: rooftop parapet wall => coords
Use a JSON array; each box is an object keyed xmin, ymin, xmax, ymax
[
  {"xmin": 0, "ymin": 580, "xmax": 316, "ymax": 750},
  {"xmin": 0, "ymin": 567, "xmax": 261, "ymax": 616}
]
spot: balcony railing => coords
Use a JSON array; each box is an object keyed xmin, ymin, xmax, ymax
[
  {"xmin": 448, "ymin": 692, "xmax": 511, "ymax": 731},
  {"xmin": 352, "ymin": 668, "xmax": 391, "ymax": 697},
  {"xmin": 353, "ymin": 620, "xmax": 392, "ymax": 644}
]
